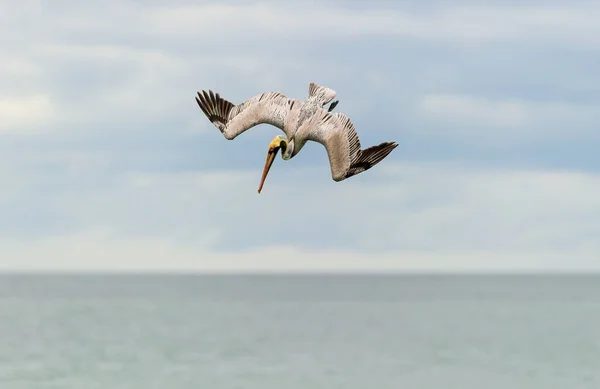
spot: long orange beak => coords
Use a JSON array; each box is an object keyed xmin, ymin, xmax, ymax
[{"xmin": 258, "ymin": 147, "xmax": 279, "ymax": 194}]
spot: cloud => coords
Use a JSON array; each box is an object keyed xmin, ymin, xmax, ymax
[
  {"xmin": 119, "ymin": 3, "xmax": 600, "ymax": 50},
  {"xmin": 1, "ymin": 232, "xmax": 598, "ymax": 273},
  {"xmin": 417, "ymin": 94, "xmax": 600, "ymax": 141},
  {"xmin": 0, "ymin": 94, "xmax": 56, "ymax": 131},
  {"xmin": 0, "ymin": 55, "xmax": 40, "ymax": 79},
  {"xmin": 0, "ymin": 0, "xmax": 599, "ymax": 272},
  {"xmin": 1, "ymin": 160, "xmax": 599, "ymax": 271},
  {"xmin": 420, "ymin": 94, "xmax": 529, "ymax": 128},
  {"xmin": 58, "ymin": 2, "xmax": 599, "ymax": 49}
]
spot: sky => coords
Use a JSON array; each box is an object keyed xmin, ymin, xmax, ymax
[{"xmin": 1, "ymin": 0, "xmax": 599, "ymax": 272}]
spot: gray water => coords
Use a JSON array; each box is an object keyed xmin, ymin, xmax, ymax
[{"xmin": 0, "ymin": 274, "xmax": 599, "ymax": 388}]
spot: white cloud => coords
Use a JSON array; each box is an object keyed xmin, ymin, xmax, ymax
[
  {"xmin": 418, "ymin": 94, "xmax": 600, "ymax": 139},
  {"xmin": 0, "ymin": 94, "xmax": 56, "ymax": 131},
  {"xmin": 9, "ymin": 2, "xmax": 599, "ymax": 52},
  {"xmin": 1, "ymin": 162, "xmax": 599, "ymax": 271},
  {"xmin": 0, "ymin": 231, "xmax": 597, "ymax": 273},
  {"xmin": 135, "ymin": 3, "xmax": 600, "ymax": 48},
  {"xmin": 356, "ymin": 164, "xmax": 600, "ymax": 252},
  {"xmin": 420, "ymin": 94, "xmax": 529, "ymax": 128},
  {"xmin": 0, "ymin": 56, "xmax": 40, "ymax": 78},
  {"xmin": 30, "ymin": 44, "xmax": 193, "ymax": 129}
]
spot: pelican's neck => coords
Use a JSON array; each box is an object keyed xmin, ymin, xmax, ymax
[{"xmin": 280, "ymin": 137, "xmax": 293, "ymax": 160}]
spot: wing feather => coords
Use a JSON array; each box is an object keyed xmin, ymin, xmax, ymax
[
  {"xmin": 196, "ymin": 90, "xmax": 299, "ymax": 140},
  {"xmin": 306, "ymin": 111, "xmax": 398, "ymax": 181}
]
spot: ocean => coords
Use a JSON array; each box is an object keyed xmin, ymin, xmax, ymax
[{"xmin": 0, "ymin": 273, "xmax": 598, "ymax": 388}]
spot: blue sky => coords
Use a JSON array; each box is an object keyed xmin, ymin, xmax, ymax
[{"xmin": 1, "ymin": 0, "xmax": 599, "ymax": 271}]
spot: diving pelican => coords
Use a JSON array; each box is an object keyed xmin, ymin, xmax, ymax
[{"xmin": 195, "ymin": 82, "xmax": 398, "ymax": 193}]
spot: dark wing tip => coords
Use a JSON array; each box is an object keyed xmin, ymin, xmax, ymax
[
  {"xmin": 344, "ymin": 140, "xmax": 398, "ymax": 179},
  {"xmin": 194, "ymin": 89, "xmax": 234, "ymax": 127}
]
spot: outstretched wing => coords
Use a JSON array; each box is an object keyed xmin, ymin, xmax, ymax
[
  {"xmin": 305, "ymin": 111, "xmax": 398, "ymax": 182},
  {"xmin": 195, "ymin": 90, "xmax": 299, "ymax": 140}
]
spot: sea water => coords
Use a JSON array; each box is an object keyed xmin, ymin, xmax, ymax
[{"xmin": 0, "ymin": 273, "xmax": 598, "ymax": 389}]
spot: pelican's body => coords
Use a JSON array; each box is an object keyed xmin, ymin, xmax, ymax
[{"xmin": 195, "ymin": 82, "xmax": 397, "ymax": 193}]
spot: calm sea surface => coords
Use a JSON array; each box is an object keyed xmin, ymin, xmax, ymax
[{"xmin": 0, "ymin": 274, "xmax": 599, "ymax": 389}]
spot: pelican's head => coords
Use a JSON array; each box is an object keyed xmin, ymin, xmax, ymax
[{"xmin": 258, "ymin": 135, "xmax": 289, "ymax": 194}]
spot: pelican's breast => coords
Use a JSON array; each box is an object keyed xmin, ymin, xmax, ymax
[
  {"xmin": 293, "ymin": 101, "xmax": 320, "ymax": 137},
  {"xmin": 282, "ymin": 99, "xmax": 302, "ymax": 135}
]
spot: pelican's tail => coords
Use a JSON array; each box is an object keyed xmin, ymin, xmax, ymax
[
  {"xmin": 345, "ymin": 141, "xmax": 398, "ymax": 179},
  {"xmin": 308, "ymin": 82, "xmax": 336, "ymax": 106},
  {"xmin": 195, "ymin": 90, "xmax": 235, "ymax": 132}
]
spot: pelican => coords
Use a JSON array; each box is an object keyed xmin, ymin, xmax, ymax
[{"xmin": 195, "ymin": 82, "xmax": 398, "ymax": 193}]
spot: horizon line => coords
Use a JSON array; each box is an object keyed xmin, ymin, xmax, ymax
[{"xmin": 1, "ymin": 270, "xmax": 599, "ymax": 276}]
